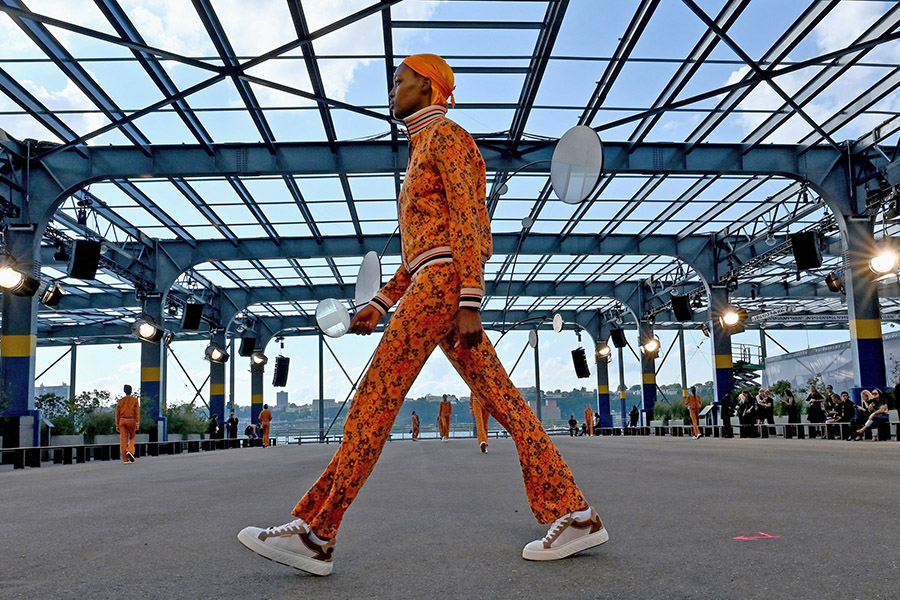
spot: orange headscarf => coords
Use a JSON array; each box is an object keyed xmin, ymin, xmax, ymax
[{"xmin": 402, "ymin": 54, "xmax": 456, "ymax": 108}]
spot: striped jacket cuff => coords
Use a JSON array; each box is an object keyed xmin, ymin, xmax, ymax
[
  {"xmin": 369, "ymin": 292, "xmax": 394, "ymax": 316},
  {"xmin": 459, "ymin": 288, "xmax": 484, "ymax": 311}
]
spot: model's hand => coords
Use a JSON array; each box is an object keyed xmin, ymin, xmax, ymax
[
  {"xmin": 454, "ymin": 308, "xmax": 483, "ymax": 349},
  {"xmin": 349, "ymin": 304, "xmax": 382, "ymax": 335}
]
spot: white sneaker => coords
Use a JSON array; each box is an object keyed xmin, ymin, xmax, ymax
[
  {"xmin": 480, "ymin": 441, "xmax": 487, "ymax": 453},
  {"xmin": 237, "ymin": 519, "xmax": 334, "ymax": 576},
  {"xmin": 125, "ymin": 451, "xmax": 135, "ymax": 461},
  {"xmin": 522, "ymin": 508, "xmax": 609, "ymax": 561}
]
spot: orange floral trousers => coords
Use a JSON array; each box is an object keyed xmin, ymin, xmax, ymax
[
  {"xmin": 472, "ymin": 399, "xmax": 490, "ymax": 446},
  {"xmin": 292, "ymin": 262, "xmax": 588, "ymax": 538}
]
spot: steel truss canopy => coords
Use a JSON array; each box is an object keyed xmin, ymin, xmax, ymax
[{"xmin": 0, "ymin": 0, "xmax": 899, "ymax": 342}]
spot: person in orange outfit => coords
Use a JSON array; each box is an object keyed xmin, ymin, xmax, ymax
[
  {"xmin": 686, "ymin": 386, "xmax": 703, "ymax": 439},
  {"xmin": 438, "ymin": 394, "xmax": 453, "ymax": 441},
  {"xmin": 470, "ymin": 394, "xmax": 490, "ymax": 452},
  {"xmin": 238, "ymin": 53, "xmax": 608, "ymax": 577},
  {"xmin": 258, "ymin": 404, "xmax": 273, "ymax": 447},
  {"xmin": 584, "ymin": 405, "xmax": 594, "ymax": 437},
  {"xmin": 115, "ymin": 384, "xmax": 140, "ymax": 463},
  {"xmin": 411, "ymin": 411, "xmax": 420, "ymax": 441}
]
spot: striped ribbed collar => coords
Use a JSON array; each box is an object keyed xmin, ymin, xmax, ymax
[{"xmin": 402, "ymin": 105, "xmax": 448, "ymax": 137}]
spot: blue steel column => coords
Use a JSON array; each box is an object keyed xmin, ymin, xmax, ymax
[
  {"xmin": 617, "ymin": 346, "xmax": 626, "ymax": 427},
  {"xmin": 139, "ymin": 297, "xmax": 166, "ymax": 441},
  {"xmin": 250, "ymin": 360, "xmax": 264, "ymax": 425},
  {"xmin": 845, "ymin": 217, "xmax": 886, "ymax": 395},
  {"xmin": 595, "ymin": 338, "xmax": 612, "ymax": 428},
  {"xmin": 638, "ymin": 319, "xmax": 656, "ymax": 426},
  {"xmin": 209, "ymin": 330, "xmax": 226, "ymax": 424},
  {"xmin": 708, "ymin": 285, "xmax": 734, "ymax": 408},
  {"xmin": 679, "ymin": 329, "xmax": 688, "ymax": 401},
  {"xmin": 0, "ymin": 229, "xmax": 40, "ymax": 447},
  {"xmin": 533, "ymin": 331, "xmax": 542, "ymax": 423},
  {"xmin": 318, "ymin": 333, "xmax": 324, "ymax": 441},
  {"xmin": 69, "ymin": 343, "xmax": 77, "ymax": 400},
  {"xmin": 228, "ymin": 337, "xmax": 235, "ymax": 412}
]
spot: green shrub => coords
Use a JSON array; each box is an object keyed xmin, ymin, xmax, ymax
[
  {"xmin": 49, "ymin": 414, "xmax": 78, "ymax": 436},
  {"xmin": 165, "ymin": 404, "xmax": 208, "ymax": 435},
  {"xmin": 81, "ymin": 411, "xmax": 116, "ymax": 441}
]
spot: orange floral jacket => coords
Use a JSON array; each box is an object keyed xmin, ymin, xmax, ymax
[{"xmin": 370, "ymin": 105, "xmax": 491, "ymax": 314}]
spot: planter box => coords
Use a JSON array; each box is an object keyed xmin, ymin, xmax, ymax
[
  {"xmin": 94, "ymin": 434, "xmax": 120, "ymax": 445},
  {"xmin": 50, "ymin": 434, "xmax": 84, "ymax": 446},
  {"xmin": 184, "ymin": 434, "xmax": 203, "ymax": 441},
  {"xmin": 135, "ymin": 434, "xmax": 150, "ymax": 444}
]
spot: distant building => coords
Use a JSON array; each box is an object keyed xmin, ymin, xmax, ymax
[
  {"xmin": 35, "ymin": 383, "xmax": 70, "ymax": 401},
  {"xmin": 276, "ymin": 391, "xmax": 288, "ymax": 408}
]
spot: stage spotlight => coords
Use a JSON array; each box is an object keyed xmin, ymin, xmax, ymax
[
  {"xmin": 596, "ymin": 343, "xmax": 612, "ymax": 361},
  {"xmin": 869, "ymin": 247, "xmax": 898, "ymax": 275},
  {"xmin": 825, "ymin": 271, "xmax": 844, "ymax": 293},
  {"xmin": 0, "ymin": 264, "xmax": 39, "ymax": 297},
  {"xmin": 132, "ymin": 318, "xmax": 172, "ymax": 344},
  {"xmin": 640, "ymin": 337, "xmax": 660, "ymax": 358},
  {"xmin": 717, "ymin": 306, "xmax": 748, "ymax": 334},
  {"xmin": 250, "ymin": 351, "xmax": 268, "ymax": 367},
  {"xmin": 205, "ymin": 343, "xmax": 229, "ymax": 364},
  {"xmin": 701, "ymin": 323, "xmax": 710, "ymax": 337},
  {"xmin": 38, "ymin": 281, "xmax": 64, "ymax": 306}
]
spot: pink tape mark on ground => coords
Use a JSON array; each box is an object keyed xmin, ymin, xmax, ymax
[{"xmin": 733, "ymin": 532, "xmax": 780, "ymax": 541}]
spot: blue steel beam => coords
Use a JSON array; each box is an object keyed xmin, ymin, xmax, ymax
[
  {"xmin": 626, "ymin": 0, "xmax": 750, "ymax": 152},
  {"xmin": 684, "ymin": 0, "xmax": 837, "ymax": 151},
  {"xmin": 94, "ymin": 0, "xmax": 216, "ymax": 155},
  {"xmin": 681, "ymin": 0, "xmax": 839, "ymax": 151},
  {"xmin": 191, "ymin": 0, "xmax": 277, "ymax": 153},
  {"xmin": 170, "ymin": 178, "xmax": 239, "ymax": 246},
  {"xmin": 0, "ymin": 0, "xmax": 151, "ymax": 153},
  {"xmin": 227, "ymin": 177, "xmax": 281, "ymax": 243},
  {"xmin": 112, "ymin": 181, "xmax": 197, "ymax": 246}
]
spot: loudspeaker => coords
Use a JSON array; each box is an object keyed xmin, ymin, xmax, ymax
[
  {"xmin": 609, "ymin": 328, "xmax": 627, "ymax": 348},
  {"xmin": 671, "ymin": 295, "xmax": 693, "ymax": 322},
  {"xmin": 181, "ymin": 303, "xmax": 203, "ymax": 330},
  {"xmin": 571, "ymin": 348, "xmax": 591, "ymax": 379},
  {"xmin": 790, "ymin": 231, "xmax": 822, "ymax": 270},
  {"xmin": 272, "ymin": 356, "xmax": 290, "ymax": 387},
  {"xmin": 67, "ymin": 240, "xmax": 102, "ymax": 280},
  {"xmin": 238, "ymin": 337, "xmax": 256, "ymax": 357}
]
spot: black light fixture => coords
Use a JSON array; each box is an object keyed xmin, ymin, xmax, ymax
[
  {"xmin": 596, "ymin": 343, "xmax": 612, "ymax": 362},
  {"xmin": 38, "ymin": 281, "xmax": 64, "ymax": 306},
  {"xmin": 132, "ymin": 318, "xmax": 173, "ymax": 345},
  {"xmin": 250, "ymin": 351, "xmax": 268, "ymax": 367},
  {"xmin": 825, "ymin": 271, "xmax": 844, "ymax": 293},
  {"xmin": 609, "ymin": 328, "xmax": 627, "ymax": 348},
  {"xmin": 718, "ymin": 306, "xmax": 748, "ymax": 334},
  {"xmin": 639, "ymin": 336, "xmax": 660, "ymax": 358},
  {"xmin": 0, "ymin": 264, "xmax": 40, "ymax": 297},
  {"xmin": 205, "ymin": 342, "xmax": 229, "ymax": 364}
]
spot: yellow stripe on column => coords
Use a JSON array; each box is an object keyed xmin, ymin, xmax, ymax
[
  {"xmin": 642, "ymin": 373, "xmax": 655, "ymax": 384},
  {"xmin": 682, "ymin": 389, "xmax": 689, "ymax": 397},
  {"xmin": 251, "ymin": 394, "xmax": 263, "ymax": 404},
  {"xmin": 714, "ymin": 354, "xmax": 733, "ymax": 369},
  {"xmin": 850, "ymin": 318, "xmax": 882, "ymax": 340},
  {"xmin": 210, "ymin": 383, "xmax": 225, "ymax": 395},
  {"xmin": 0, "ymin": 334, "xmax": 36, "ymax": 357},
  {"xmin": 141, "ymin": 367, "xmax": 161, "ymax": 382},
  {"xmin": 598, "ymin": 385, "xmax": 609, "ymax": 395},
  {"xmin": 619, "ymin": 390, "xmax": 626, "ymax": 399}
]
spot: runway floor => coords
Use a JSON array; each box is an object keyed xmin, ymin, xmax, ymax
[{"xmin": 2, "ymin": 435, "xmax": 897, "ymax": 599}]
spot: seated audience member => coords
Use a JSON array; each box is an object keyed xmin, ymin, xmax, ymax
[
  {"xmin": 568, "ymin": 415, "xmax": 579, "ymax": 437},
  {"xmin": 856, "ymin": 389, "xmax": 889, "ymax": 441}
]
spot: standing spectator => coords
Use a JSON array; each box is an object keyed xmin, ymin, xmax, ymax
[
  {"xmin": 568, "ymin": 415, "xmax": 579, "ymax": 436},
  {"xmin": 756, "ymin": 390, "xmax": 774, "ymax": 438},
  {"xmin": 781, "ymin": 389, "xmax": 800, "ymax": 437},
  {"xmin": 720, "ymin": 394, "xmax": 734, "ymax": 438},
  {"xmin": 685, "ymin": 386, "xmax": 702, "ymax": 439},
  {"xmin": 628, "ymin": 405, "xmax": 640, "ymax": 428},
  {"xmin": 806, "ymin": 384, "xmax": 826, "ymax": 438},
  {"xmin": 208, "ymin": 414, "xmax": 221, "ymax": 439},
  {"xmin": 411, "ymin": 411, "xmax": 420, "ymax": 441},
  {"xmin": 225, "ymin": 411, "xmax": 240, "ymax": 439},
  {"xmin": 115, "ymin": 384, "xmax": 140, "ymax": 463},
  {"xmin": 584, "ymin": 405, "xmax": 594, "ymax": 437},
  {"xmin": 259, "ymin": 404, "xmax": 273, "ymax": 448},
  {"xmin": 736, "ymin": 390, "xmax": 756, "ymax": 438}
]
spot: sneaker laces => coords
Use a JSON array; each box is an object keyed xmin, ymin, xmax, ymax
[
  {"xmin": 542, "ymin": 514, "xmax": 574, "ymax": 544},
  {"xmin": 265, "ymin": 519, "xmax": 307, "ymax": 536}
]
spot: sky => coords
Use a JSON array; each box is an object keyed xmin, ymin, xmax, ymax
[{"xmin": 7, "ymin": 1, "xmax": 900, "ymax": 407}]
